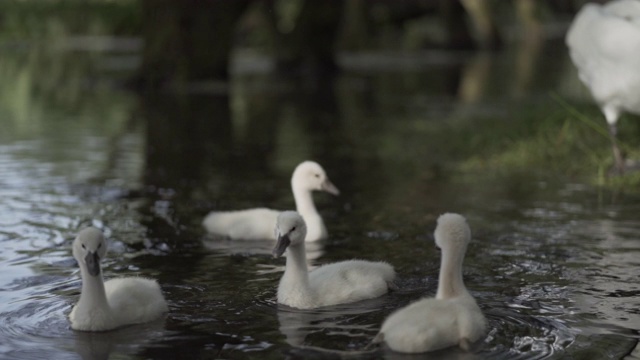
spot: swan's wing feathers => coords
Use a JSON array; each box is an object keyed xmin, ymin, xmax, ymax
[
  {"xmin": 567, "ymin": 1, "xmax": 640, "ymax": 110},
  {"xmin": 311, "ymin": 260, "xmax": 394, "ymax": 286},
  {"xmin": 591, "ymin": 15, "xmax": 640, "ymax": 62},
  {"xmin": 380, "ymin": 298, "xmax": 462, "ymax": 352},
  {"xmin": 308, "ymin": 260, "xmax": 394, "ymax": 306},
  {"xmin": 456, "ymin": 297, "xmax": 488, "ymax": 341},
  {"xmin": 203, "ymin": 208, "xmax": 279, "ymax": 239},
  {"xmin": 605, "ymin": 0, "xmax": 640, "ymax": 19},
  {"xmin": 105, "ymin": 277, "xmax": 168, "ymax": 324},
  {"xmin": 350, "ymin": 260, "xmax": 396, "ymax": 284},
  {"xmin": 568, "ymin": 4, "xmax": 640, "ymax": 67}
]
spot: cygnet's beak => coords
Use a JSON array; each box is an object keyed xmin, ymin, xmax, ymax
[
  {"xmin": 272, "ymin": 233, "xmax": 291, "ymax": 258},
  {"xmin": 85, "ymin": 251, "xmax": 101, "ymax": 276},
  {"xmin": 321, "ymin": 179, "xmax": 340, "ymax": 196}
]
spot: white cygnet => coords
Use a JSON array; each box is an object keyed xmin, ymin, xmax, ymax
[
  {"xmin": 69, "ymin": 227, "xmax": 169, "ymax": 331},
  {"xmin": 373, "ymin": 213, "xmax": 486, "ymax": 353},
  {"xmin": 203, "ymin": 161, "xmax": 340, "ymax": 241},
  {"xmin": 566, "ymin": 0, "xmax": 640, "ymax": 172},
  {"xmin": 273, "ymin": 211, "xmax": 396, "ymax": 309}
]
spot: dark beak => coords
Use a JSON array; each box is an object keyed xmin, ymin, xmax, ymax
[
  {"xmin": 272, "ymin": 234, "xmax": 291, "ymax": 258},
  {"xmin": 321, "ymin": 179, "xmax": 340, "ymax": 196},
  {"xmin": 85, "ymin": 251, "xmax": 101, "ymax": 276}
]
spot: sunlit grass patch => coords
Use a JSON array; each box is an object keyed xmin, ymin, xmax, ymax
[
  {"xmin": 0, "ymin": 0, "xmax": 140, "ymax": 40},
  {"xmin": 457, "ymin": 97, "xmax": 640, "ymax": 190}
]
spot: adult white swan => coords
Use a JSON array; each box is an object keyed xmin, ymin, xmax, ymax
[
  {"xmin": 272, "ymin": 211, "xmax": 396, "ymax": 309},
  {"xmin": 372, "ymin": 213, "xmax": 486, "ymax": 353},
  {"xmin": 203, "ymin": 161, "xmax": 339, "ymax": 241},
  {"xmin": 69, "ymin": 227, "xmax": 169, "ymax": 331},
  {"xmin": 566, "ymin": 0, "xmax": 640, "ymax": 172}
]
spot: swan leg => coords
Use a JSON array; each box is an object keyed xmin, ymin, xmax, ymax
[
  {"xmin": 459, "ymin": 337, "xmax": 472, "ymax": 351},
  {"xmin": 387, "ymin": 281, "xmax": 399, "ymax": 291},
  {"xmin": 365, "ymin": 333, "xmax": 384, "ymax": 350},
  {"xmin": 609, "ymin": 123, "xmax": 626, "ymax": 174},
  {"xmin": 603, "ymin": 106, "xmax": 625, "ymax": 174}
]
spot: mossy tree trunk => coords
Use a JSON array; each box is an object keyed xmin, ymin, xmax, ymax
[
  {"xmin": 135, "ymin": 0, "xmax": 250, "ymax": 90},
  {"xmin": 263, "ymin": 0, "xmax": 344, "ymax": 75}
]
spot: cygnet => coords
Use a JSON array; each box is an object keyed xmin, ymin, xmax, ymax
[
  {"xmin": 373, "ymin": 213, "xmax": 486, "ymax": 353},
  {"xmin": 273, "ymin": 211, "xmax": 396, "ymax": 309},
  {"xmin": 69, "ymin": 227, "xmax": 168, "ymax": 331},
  {"xmin": 203, "ymin": 161, "xmax": 339, "ymax": 241}
]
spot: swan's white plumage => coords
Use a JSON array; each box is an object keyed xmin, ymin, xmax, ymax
[
  {"xmin": 375, "ymin": 213, "xmax": 486, "ymax": 353},
  {"xmin": 203, "ymin": 208, "xmax": 280, "ymax": 240},
  {"xmin": 273, "ymin": 211, "xmax": 396, "ymax": 309},
  {"xmin": 566, "ymin": 0, "xmax": 640, "ymax": 170},
  {"xmin": 203, "ymin": 161, "xmax": 339, "ymax": 242},
  {"xmin": 69, "ymin": 227, "xmax": 168, "ymax": 332}
]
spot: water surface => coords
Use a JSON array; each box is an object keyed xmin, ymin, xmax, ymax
[{"xmin": 0, "ymin": 36, "xmax": 639, "ymax": 359}]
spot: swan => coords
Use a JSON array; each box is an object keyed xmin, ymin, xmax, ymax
[
  {"xmin": 566, "ymin": 0, "xmax": 640, "ymax": 172},
  {"xmin": 272, "ymin": 211, "xmax": 396, "ymax": 309},
  {"xmin": 203, "ymin": 161, "xmax": 340, "ymax": 241},
  {"xmin": 372, "ymin": 213, "xmax": 486, "ymax": 353},
  {"xmin": 69, "ymin": 227, "xmax": 169, "ymax": 331}
]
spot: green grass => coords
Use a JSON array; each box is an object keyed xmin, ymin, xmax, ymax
[
  {"xmin": 455, "ymin": 95, "xmax": 640, "ymax": 190},
  {"xmin": 0, "ymin": 0, "xmax": 140, "ymax": 40}
]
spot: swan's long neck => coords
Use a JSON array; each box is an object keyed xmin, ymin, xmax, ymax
[
  {"xmin": 282, "ymin": 243, "xmax": 311, "ymax": 292},
  {"xmin": 76, "ymin": 266, "xmax": 110, "ymax": 312},
  {"xmin": 292, "ymin": 185, "xmax": 318, "ymax": 218},
  {"xmin": 435, "ymin": 246, "xmax": 469, "ymax": 300}
]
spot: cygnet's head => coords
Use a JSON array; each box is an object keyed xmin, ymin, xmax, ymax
[
  {"xmin": 73, "ymin": 227, "xmax": 108, "ymax": 277},
  {"xmin": 291, "ymin": 161, "xmax": 340, "ymax": 195},
  {"xmin": 272, "ymin": 211, "xmax": 307, "ymax": 258},
  {"xmin": 434, "ymin": 213, "xmax": 471, "ymax": 253}
]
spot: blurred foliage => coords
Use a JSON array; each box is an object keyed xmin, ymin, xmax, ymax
[
  {"xmin": 458, "ymin": 101, "xmax": 640, "ymax": 188},
  {"xmin": 0, "ymin": 42, "xmax": 135, "ymax": 142},
  {"xmin": 0, "ymin": 0, "xmax": 141, "ymax": 40},
  {"xmin": 1, "ymin": 0, "xmax": 640, "ymax": 191}
]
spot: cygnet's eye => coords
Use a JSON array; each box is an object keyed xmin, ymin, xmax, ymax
[
  {"xmin": 314, "ymin": 173, "xmax": 320, "ymax": 178},
  {"xmin": 291, "ymin": 226, "xmax": 296, "ymax": 232},
  {"xmin": 81, "ymin": 243, "xmax": 86, "ymax": 249},
  {"xmin": 98, "ymin": 243, "xmax": 102, "ymax": 249}
]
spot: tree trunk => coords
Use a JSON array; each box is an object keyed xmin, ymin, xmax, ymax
[
  {"xmin": 134, "ymin": 0, "xmax": 250, "ymax": 90},
  {"xmin": 264, "ymin": 0, "xmax": 344, "ymax": 75}
]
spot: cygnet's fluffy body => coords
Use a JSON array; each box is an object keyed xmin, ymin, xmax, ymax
[
  {"xmin": 203, "ymin": 161, "xmax": 339, "ymax": 241},
  {"xmin": 566, "ymin": 0, "xmax": 640, "ymax": 171},
  {"xmin": 69, "ymin": 227, "xmax": 168, "ymax": 331},
  {"xmin": 374, "ymin": 213, "xmax": 486, "ymax": 353},
  {"xmin": 273, "ymin": 211, "xmax": 396, "ymax": 309}
]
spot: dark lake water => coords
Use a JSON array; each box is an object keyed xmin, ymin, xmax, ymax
[{"xmin": 0, "ymin": 33, "xmax": 639, "ymax": 360}]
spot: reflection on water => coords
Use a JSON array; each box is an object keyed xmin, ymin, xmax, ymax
[
  {"xmin": 276, "ymin": 299, "xmax": 384, "ymax": 351},
  {"xmin": 0, "ymin": 36, "xmax": 639, "ymax": 359},
  {"xmin": 73, "ymin": 320, "xmax": 167, "ymax": 360}
]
